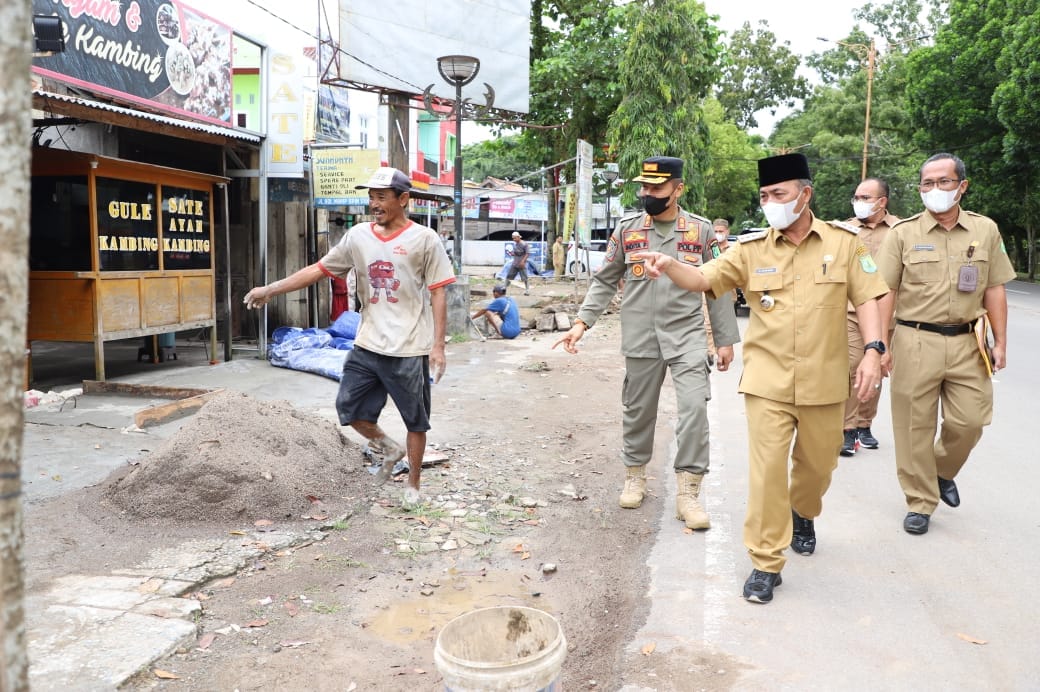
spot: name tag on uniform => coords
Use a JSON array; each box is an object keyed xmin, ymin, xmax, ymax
[
  {"xmin": 912, "ymin": 244, "xmax": 935, "ymax": 251},
  {"xmin": 677, "ymin": 240, "xmax": 702, "ymax": 254},
  {"xmin": 623, "ymin": 229, "xmax": 650, "ymax": 254}
]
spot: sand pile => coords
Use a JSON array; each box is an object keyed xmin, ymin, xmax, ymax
[{"xmin": 103, "ymin": 391, "xmax": 365, "ymax": 522}]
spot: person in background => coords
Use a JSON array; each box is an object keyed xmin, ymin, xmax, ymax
[
  {"xmin": 243, "ymin": 167, "xmax": 455, "ymax": 507},
  {"xmin": 472, "ymin": 285, "xmax": 521, "ymax": 339},
  {"xmin": 703, "ymin": 218, "xmax": 733, "ymax": 365},
  {"xmin": 553, "ymin": 234, "xmax": 566, "ymax": 280},
  {"xmin": 554, "ymin": 156, "xmax": 739, "ymax": 533},
  {"xmin": 840, "ymin": 177, "xmax": 901, "ymax": 456},
  {"xmin": 507, "ymin": 231, "xmax": 531, "ymax": 295},
  {"xmin": 637, "ymin": 153, "xmax": 888, "ymax": 604},
  {"xmin": 876, "ymin": 152, "xmax": 1015, "ymax": 536}
]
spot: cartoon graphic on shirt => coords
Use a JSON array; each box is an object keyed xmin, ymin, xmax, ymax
[{"xmin": 369, "ymin": 260, "xmax": 400, "ymax": 303}]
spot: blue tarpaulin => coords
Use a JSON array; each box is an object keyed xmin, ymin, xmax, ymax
[{"xmin": 268, "ymin": 311, "xmax": 361, "ymax": 381}]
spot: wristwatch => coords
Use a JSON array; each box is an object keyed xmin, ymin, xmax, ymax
[{"xmin": 864, "ymin": 340, "xmax": 886, "ymax": 354}]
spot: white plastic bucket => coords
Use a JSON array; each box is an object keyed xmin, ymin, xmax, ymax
[{"xmin": 434, "ymin": 605, "xmax": 566, "ymax": 691}]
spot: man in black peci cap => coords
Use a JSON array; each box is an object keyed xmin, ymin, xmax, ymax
[
  {"xmin": 554, "ymin": 155, "xmax": 740, "ymax": 533},
  {"xmin": 636, "ymin": 153, "xmax": 889, "ymax": 604}
]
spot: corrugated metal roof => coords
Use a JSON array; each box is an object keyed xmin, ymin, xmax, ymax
[{"xmin": 33, "ymin": 89, "xmax": 262, "ymax": 144}]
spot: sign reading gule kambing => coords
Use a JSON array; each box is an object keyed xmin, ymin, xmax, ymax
[{"xmin": 32, "ymin": 0, "xmax": 233, "ymax": 125}]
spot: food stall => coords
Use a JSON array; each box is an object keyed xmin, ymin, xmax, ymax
[{"xmin": 29, "ymin": 149, "xmax": 222, "ymax": 381}]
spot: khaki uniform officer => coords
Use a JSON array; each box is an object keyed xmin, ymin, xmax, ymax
[
  {"xmin": 638, "ymin": 153, "xmax": 888, "ymax": 604},
  {"xmin": 876, "ymin": 153, "xmax": 1016, "ymax": 536},
  {"xmin": 554, "ymin": 156, "xmax": 740, "ymax": 531},
  {"xmin": 841, "ymin": 178, "xmax": 901, "ymax": 456}
]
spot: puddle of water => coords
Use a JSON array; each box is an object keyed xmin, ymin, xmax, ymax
[{"xmin": 366, "ymin": 569, "xmax": 554, "ymax": 644}]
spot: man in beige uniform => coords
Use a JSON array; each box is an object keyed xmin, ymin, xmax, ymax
[
  {"xmin": 640, "ymin": 153, "xmax": 888, "ymax": 603},
  {"xmin": 554, "ymin": 156, "xmax": 740, "ymax": 531},
  {"xmin": 877, "ymin": 153, "xmax": 1015, "ymax": 535},
  {"xmin": 841, "ymin": 178, "xmax": 901, "ymax": 456}
]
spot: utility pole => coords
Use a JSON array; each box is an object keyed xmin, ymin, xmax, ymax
[{"xmin": 1, "ymin": 2, "xmax": 34, "ymax": 689}]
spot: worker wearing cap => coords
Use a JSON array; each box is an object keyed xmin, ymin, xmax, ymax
[
  {"xmin": 244, "ymin": 167, "xmax": 456, "ymax": 508},
  {"xmin": 506, "ymin": 231, "xmax": 531, "ymax": 295},
  {"xmin": 554, "ymin": 156, "xmax": 740, "ymax": 532},
  {"xmin": 637, "ymin": 153, "xmax": 889, "ymax": 604}
]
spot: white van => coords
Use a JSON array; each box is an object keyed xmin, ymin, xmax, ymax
[{"xmin": 566, "ymin": 240, "xmax": 608, "ymax": 275}]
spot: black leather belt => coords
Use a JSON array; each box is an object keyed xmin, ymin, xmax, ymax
[{"xmin": 896, "ymin": 319, "xmax": 977, "ymax": 336}]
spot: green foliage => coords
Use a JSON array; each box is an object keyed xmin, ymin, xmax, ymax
[
  {"xmin": 607, "ymin": 0, "xmax": 723, "ymax": 209},
  {"xmin": 702, "ymin": 99, "xmax": 763, "ymax": 225},
  {"xmin": 716, "ymin": 20, "xmax": 810, "ymax": 130},
  {"xmin": 904, "ymin": 0, "xmax": 1036, "ymax": 275},
  {"xmin": 461, "ymin": 136, "xmax": 544, "ymax": 187}
]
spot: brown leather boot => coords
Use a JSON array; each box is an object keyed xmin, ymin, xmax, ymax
[
  {"xmin": 675, "ymin": 471, "xmax": 710, "ymax": 530},
  {"xmin": 618, "ymin": 466, "xmax": 647, "ymax": 508}
]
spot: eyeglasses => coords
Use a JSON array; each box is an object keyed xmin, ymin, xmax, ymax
[
  {"xmin": 918, "ymin": 178, "xmax": 961, "ymax": 192},
  {"xmin": 851, "ymin": 195, "xmax": 877, "ymax": 203}
]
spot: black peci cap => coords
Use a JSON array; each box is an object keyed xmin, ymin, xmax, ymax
[{"xmin": 758, "ymin": 153, "xmax": 812, "ymax": 187}]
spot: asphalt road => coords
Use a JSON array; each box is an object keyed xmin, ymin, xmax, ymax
[{"xmin": 626, "ymin": 280, "xmax": 1040, "ymax": 691}]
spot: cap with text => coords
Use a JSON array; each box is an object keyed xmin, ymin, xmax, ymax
[
  {"xmin": 357, "ymin": 167, "xmax": 412, "ymax": 193},
  {"xmin": 758, "ymin": 153, "xmax": 812, "ymax": 187},
  {"xmin": 631, "ymin": 156, "xmax": 684, "ymax": 184}
]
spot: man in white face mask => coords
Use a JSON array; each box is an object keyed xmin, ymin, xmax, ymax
[
  {"xmin": 876, "ymin": 153, "xmax": 1016, "ymax": 537},
  {"xmin": 840, "ymin": 179, "xmax": 901, "ymax": 457},
  {"xmin": 635, "ymin": 153, "xmax": 890, "ymax": 604}
]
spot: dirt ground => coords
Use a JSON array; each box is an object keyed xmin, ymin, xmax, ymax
[{"xmin": 23, "ymin": 274, "xmax": 678, "ymax": 691}]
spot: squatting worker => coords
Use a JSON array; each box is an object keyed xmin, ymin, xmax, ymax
[
  {"xmin": 552, "ymin": 156, "xmax": 740, "ymax": 531},
  {"xmin": 243, "ymin": 167, "xmax": 456, "ymax": 507},
  {"xmin": 472, "ymin": 284, "xmax": 521, "ymax": 339},
  {"xmin": 637, "ymin": 153, "xmax": 888, "ymax": 604},
  {"xmin": 876, "ymin": 153, "xmax": 1015, "ymax": 536},
  {"xmin": 840, "ymin": 178, "xmax": 901, "ymax": 456}
]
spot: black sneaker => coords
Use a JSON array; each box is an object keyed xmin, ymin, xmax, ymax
[
  {"xmin": 743, "ymin": 569, "xmax": 783, "ymax": 603},
  {"xmin": 791, "ymin": 509, "xmax": 816, "ymax": 555},
  {"xmin": 857, "ymin": 427, "xmax": 879, "ymax": 449},
  {"xmin": 839, "ymin": 429, "xmax": 859, "ymax": 457}
]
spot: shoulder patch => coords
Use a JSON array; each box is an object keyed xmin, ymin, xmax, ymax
[
  {"xmin": 828, "ymin": 220, "xmax": 859, "ymax": 234},
  {"xmin": 737, "ymin": 230, "xmax": 767, "ymax": 244}
]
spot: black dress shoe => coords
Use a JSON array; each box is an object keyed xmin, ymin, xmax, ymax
[
  {"xmin": 856, "ymin": 426, "xmax": 879, "ymax": 449},
  {"xmin": 938, "ymin": 477, "xmax": 960, "ymax": 507},
  {"xmin": 903, "ymin": 512, "xmax": 930, "ymax": 534},
  {"xmin": 791, "ymin": 509, "xmax": 816, "ymax": 555},
  {"xmin": 743, "ymin": 569, "xmax": 783, "ymax": 603}
]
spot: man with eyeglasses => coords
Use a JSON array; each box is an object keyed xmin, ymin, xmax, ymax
[
  {"xmin": 876, "ymin": 153, "xmax": 1016, "ymax": 536},
  {"xmin": 840, "ymin": 178, "xmax": 901, "ymax": 457}
]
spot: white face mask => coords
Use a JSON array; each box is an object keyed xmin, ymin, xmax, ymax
[
  {"xmin": 921, "ymin": 187, "xmax": 959, "ymax": 214},
  {"xmin": 852, "ymin": 200, "xmax": 877, "ymax": 220},
  {"xmin": 715, "ymin": 232, "xmax": 727, "ymax": 242},
  {"xmin": 761, "ymin": 193, "xmax": 805, "ymax": 231}
]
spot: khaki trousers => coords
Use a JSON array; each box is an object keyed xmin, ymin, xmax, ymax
[
  {"xmin": 890, "ymin": 326, "xmax": 992, "ymax": 514},
  {"xmin": 844, "ymin": 314, "xmax": 880, "ymax": 429},
  {"xmin": 621, "ymin": 352, "xmax": 711, "ymax": 474},
  {"xmin": 743, "ymin": 395, "xmax": 843, "ymax": 573}
]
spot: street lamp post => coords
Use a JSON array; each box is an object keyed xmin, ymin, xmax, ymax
[{"xmin": 436, "ymin": 55, "xmax": 480, "ymax": 273}]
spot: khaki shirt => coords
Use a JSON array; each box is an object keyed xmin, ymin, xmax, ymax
[
  {"xmin": 877, "ymin": 209, "xmax": 1016, "ymax": 324},
  {"xmin": 846, "ymin": 213, "xmax": 900, "ymax": 315},
  {"xmin": 701, "ymin": 213, "xmax": 889, "ymax": 405},
  {"xmin": 577, "ymin": 209, "xmax": 740, "ymax": 359}
]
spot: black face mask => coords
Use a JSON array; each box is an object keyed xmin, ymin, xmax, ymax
[{"xmin": 640, "ymin": 194, "xmax": 671, "ymax": 216}]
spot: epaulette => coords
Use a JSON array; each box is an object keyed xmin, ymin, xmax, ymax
[
  {"xmin": 892, "ymin": 213, "xmax": 922, "ymax": 227},
  {"xmin": 828, "ymin": 220, "xmax": 859, "ymax": 234},
  {"xmin": 964, "ymin": 210, "xmax": 985, "ymax": 217},
  {"xmin": 737, "ymin": 230, "xmax": 767, "ymax": 244},
  {"xmin": 684, "ymin": 211, "xmax": 712, "ymax": 225}
]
